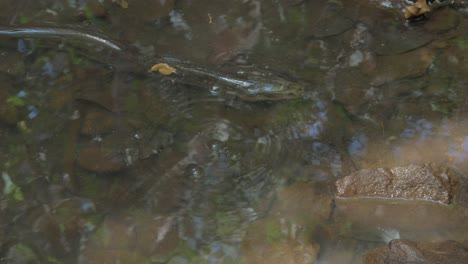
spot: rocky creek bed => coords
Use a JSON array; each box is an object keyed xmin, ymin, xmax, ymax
[{"xmin": 0, "ymin": 0, "xmax": 467, "ymax": 263}]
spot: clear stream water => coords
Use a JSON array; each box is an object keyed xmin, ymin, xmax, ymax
[{"xmin": 0, "ymin": 0, "xmax": 467, "ymax": 263}]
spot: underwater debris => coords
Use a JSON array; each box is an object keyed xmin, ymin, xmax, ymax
[
  {"xmin": 149, "ymin": 63, "xmax": 176, "ymax": 75},
  {"xmin": 405, "ymin": 0, "xmax": 431, "ymax": 19}
]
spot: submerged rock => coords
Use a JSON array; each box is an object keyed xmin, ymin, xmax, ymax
[
  {"xmin": 273, "ymin": 183, "xmax": 333, "ymax": 226},
  {"xmin": 77, "ymin": 129, "xmax": 172, "ymax": 173},
  {"xmin": 372, "ymin": 26, "xmax": 433, "ymax": 56},
  {"xmin": 77, "ymin": 141, "xmax": 127, "ymax": 173},
  {"xmin": 0, "ymin": 51, "xmax": 25, "ymax": 78},
  {"xmin": 31, "ymin": 198, "xmax": 95, "ymax": 254},
  {"xmin": 0, "ymin": 103, "xmax": 20, "ymax": 125},
  {"xmin": 0, "ymin": 90, "xmax": 21, "ymax": 126},
  {"xmin": 332, "ymin": 197, "xmax": 468, "ymax": 242},
  {"xmin": 363, "ymin": 239, "xmax": 468, "ymax": 264},
  {"xmin": 5, "ymin": 243, "xmax": 42, "ymax": 264},
  {"xmin": 241, "ymin": 218, "xmax": 320, "ymax": 264},
  {"xmin": 78, "ymin": 248, "xmax": 146, "ymax": 264},
  {"xmin": 371, "ymin": 48, "xmax": 434, "ymax": 86},
  {"xmin": 335, "ymin": 163, "xmax": 459, "ymax": 204},
  {"xmin": 115, "ymin": 0, "xmax": 175, "ymax": 22},
  {"xmin": 423, "ymin": 8, "xmax": 462, "ymax": 33},
  {"xmin": 80, "ymin": 106, "xmax": 116, "ymax": 136},
  {"xmin": 80, "ymin": 213, "xmax": 179, "ymax": 263},
  {"xmin": 305, "ymin": 2, "xmax": 353, "ymax": 38}
]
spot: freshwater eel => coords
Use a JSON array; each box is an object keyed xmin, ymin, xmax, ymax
[
  {"xmin": 0, "ymin": 26, "xmax": 305, "ymax": 101},
  {"xmin": 163, "ymin": 57, "xmax": 305, "ymax": 101}
]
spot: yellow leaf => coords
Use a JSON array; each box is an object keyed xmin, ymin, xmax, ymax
[
  {"xmin": 404, "ymin": 0, "xmax": 430, "ymax": 19},
  {"xmin": 149, "ymin": 63, "xmax": 176, "ymax": 76}
]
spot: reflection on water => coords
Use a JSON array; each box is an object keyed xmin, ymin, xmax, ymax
[{"xmin": 0, "ymin": 0, "xmax": 467, "ymax": 263}]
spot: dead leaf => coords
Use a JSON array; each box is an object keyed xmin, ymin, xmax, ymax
[
  {"xmin": 405, "ymin": 0, "xmax": 431, "ymax": 19},
  {"xmin": 149, "ymin": 63, "xmax": 176, "ymax": 75}
]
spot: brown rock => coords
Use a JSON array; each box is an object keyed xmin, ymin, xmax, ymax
[
  {"xmin": 80, "ymin": 107, "xmax": 116, "ymax": 136},
  {"xmin": 371, "ymin": 48, "xmax": 434, "ymax": 86},
  {"xmin": 47, "ymin": 86, "xmax": 74, "ymax": 110},
  {"xmin": 371, "ymin": 21, "xmax": 433, "ymax": 55},
  {"xmin": 335, "ymin": 163, "xmax": 459, "ymax": 204},
  {"xmin": 6, "ymin": 243, "xmax": 41, "ymax": 263},
  {"xmin": 244, "ymin": 238, "xmax": 319, "ymax": 264},
  {"xmin": 80, "ymin": 213, "xmax": 179, "ymax": 263},
  {"xmin": 0, "ymin": 80, "xmax": 21, "ymax": 125},
  {"xmin": 86, "ymin": 216, "xmax": 138, "ymax": 250},
  {"xmin": 242, "ymin": 218, "xmax": 320, "ymax": 264},
  {"xmin": 86, "ymin": 0, "xmax": 108, "ymax": 18},
  {"xmin": 114, "ymin": 0, "xmax": 175, "ymax": 22},
  {"xmin": 78, "ymin": 248, "xmax": 146, "ymax": 264},
  {"xmin": 423, "ymin": 8, "xmax": 461, "ymax": 33},
  {"xmin": 31, "ymin": 198, "xmax": 94, "ymax": 253},
  {"xmin": 305, "ymin": 2, "xmax": 353, "ymax": 38},
  {"xmin": 273, "ymin": 183, "xmax": 333, "ymax": 226},
  {"xmin": 283, "ymin": 0, "xmax": 305, "ymax": 6},
  {"xmin": 77, "ymin": 142, "xmax": 126, "ymax": 173},
  {"xmin": 0, "ymin": 102, "xmax": 20, "ymax": 125},
  {"xmin": 74, "ymin": 68, "xmax": 121, "ymax": 112},
  {"xmin": 0, "ymin": 52, "xmax": 25, "ymax": 77},
  {"xmin": 363, "ymin": 239, "xmax": 468, "ymax": 264},
  {"xmin": 333, "ymin": 198, "xmax": 468, "ymax": 241}
]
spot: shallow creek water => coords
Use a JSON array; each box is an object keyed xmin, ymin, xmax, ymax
[{"xmin": 0, "ymin": 0, "xmax": 467, "ymax": 263}]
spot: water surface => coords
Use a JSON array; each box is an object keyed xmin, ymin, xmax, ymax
[{"xmin": 0, "ymin": 0, "xmax": 467, "ymax": 263}]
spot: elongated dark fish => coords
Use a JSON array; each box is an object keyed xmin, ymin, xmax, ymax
[
  {"xmin": 0, "ymin": 26, "xmax": 305, "ymax": 101},
  {"xmin": 163, "ymin": 57, "xmax": 305, "ymax": 101}
]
